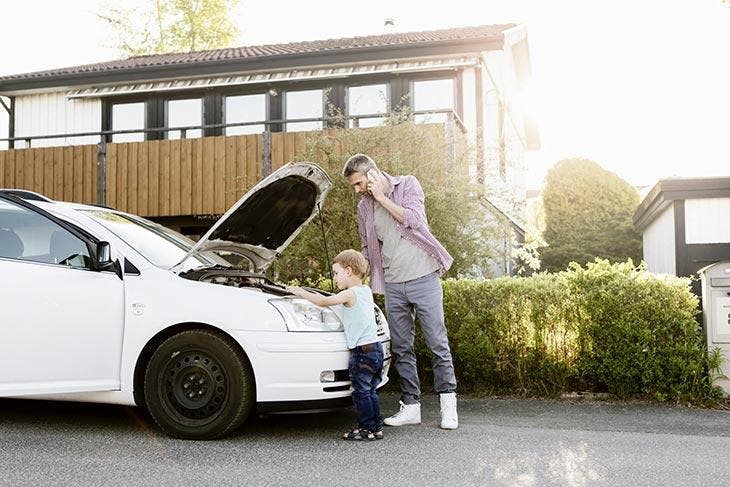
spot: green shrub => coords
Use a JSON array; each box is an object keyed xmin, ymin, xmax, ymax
[
  {"xmin": 565, "ymin": 260, "xmax": 719, "ymax": 402},
  {"xmin": 402, "ymin": 259, "xmax": 721, "ymax": 404}
]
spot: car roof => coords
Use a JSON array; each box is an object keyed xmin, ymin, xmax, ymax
[{"xmin": 0, "ymin": 189, "xmax": 54, "ymax": 202}]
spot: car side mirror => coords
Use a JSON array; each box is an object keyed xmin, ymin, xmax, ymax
[
  {"xmin": 97, "ymin": 241, "xmax": 112, "ymax": 265},
  {"xmin": 95, "ymin": 241, "xmax": 122, "ymax": 279}
]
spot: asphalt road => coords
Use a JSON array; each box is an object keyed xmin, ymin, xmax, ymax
[{"xmin": 1, "ymin": 393, "xmax": 729, "ymax": 487}]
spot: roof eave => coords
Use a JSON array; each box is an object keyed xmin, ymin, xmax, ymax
[
  {"xmin": 0, "ymin": 38, "xmax": 504, "ymax": 95},
  {"xmin": 633, "ymin": 177, "xmax": 730, "ymax": 231}
]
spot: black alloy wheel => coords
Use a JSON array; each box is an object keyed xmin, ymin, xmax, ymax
[{"xmin": 144, "ymin": 329, "xmax": 254, "ymax": 440}]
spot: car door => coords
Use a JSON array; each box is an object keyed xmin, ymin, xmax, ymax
[{"xmin": 0, "ymin": 196, "xmax": 125, "ymax": 396}]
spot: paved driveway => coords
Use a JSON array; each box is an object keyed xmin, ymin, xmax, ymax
[{"xmin": 1, "ymin": 393, "xmax": 728, "ymax": 486}]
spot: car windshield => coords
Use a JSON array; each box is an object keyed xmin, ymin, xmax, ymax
[{"xmin": 81, "ymin": 209, "xmax": 230, "ymax": 270}]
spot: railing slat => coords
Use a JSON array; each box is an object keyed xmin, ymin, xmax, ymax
[
  {"xmin": 202, "ymin": 137, "xmax": 215, "ymax": 214},
  {"xmin": 137, "ymin": 142, "xmax": 148, "ymax": 215},
  {"xmin": 159, "ymin": 140, "xmax": 170, "ymax": 216},
  {"xmin": 170, "ymin": 139, "xmax": 181, "ymax": 215},
  {"xmin": 148, "ymin": 141, "xmax": 160, "ymax": 216},
  {"xmin": 192, "ymin": 138, "xmax": 203, "ymax": 215},
  {"xmin": 180, "ymin": 138, "xmax": 192, "ymax": 215}
]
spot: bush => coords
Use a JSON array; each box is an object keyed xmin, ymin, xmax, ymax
[
  {"xmin": 405, "ymin": 259, "xmax": 721, "ymax": 403},
  {"xmin": 269, "ymin": 118, "xmax": 501, "ymax": 283}
]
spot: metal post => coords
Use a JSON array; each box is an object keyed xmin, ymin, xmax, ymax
[
  {"xmin": 446, "ymin": 112, "xmax": 456, "ymax": 163},
  {"xmin": 8, "ymin": 97, "xmax": 14, "ymax": 149},
  {"xmin": 97, "ymin": 137, "xmax": 107, "ymax": 206},
  {"xmin": 262, "ymin": 130, "xmax": 272, "ymax": 177}
]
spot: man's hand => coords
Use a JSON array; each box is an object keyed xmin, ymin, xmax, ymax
[{"xmin": 366, "ymin": 169, "xmax": 388, "ymax": 202}]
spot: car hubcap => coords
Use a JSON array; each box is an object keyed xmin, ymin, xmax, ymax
[{"xmin": 163, "ymin": 351, "xmax": 228, "ymax": 421}]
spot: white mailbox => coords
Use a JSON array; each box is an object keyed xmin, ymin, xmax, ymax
[{"xmin": 699, "ymin": 261, "xmax": 730, "ymax": 395}]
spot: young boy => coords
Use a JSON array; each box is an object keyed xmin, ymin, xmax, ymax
[{"xmin": 286, "ymin": 249, "xmax": 384, "ymax": 441}]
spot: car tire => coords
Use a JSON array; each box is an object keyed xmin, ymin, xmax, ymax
[{"xmin": 143, "ymin": 329, "xmax": 254, "ymax": 440}]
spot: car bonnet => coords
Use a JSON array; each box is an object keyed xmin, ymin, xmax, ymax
[{"xmin": 170, "ymin": 162, "xmax": 332, "ymax": 273}]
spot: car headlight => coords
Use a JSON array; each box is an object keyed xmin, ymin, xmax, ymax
[{"xmin": 269, "ymin": 298, "xmax": 344, "ymax": 332}]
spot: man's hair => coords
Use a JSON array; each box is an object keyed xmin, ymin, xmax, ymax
[
  {"xmin": 342, "ymin": 153, "xmax": 377, "ymax": 178},
  {"xmin": 333, "ymin": 249, "xmax": 369, "ymax": 278}
]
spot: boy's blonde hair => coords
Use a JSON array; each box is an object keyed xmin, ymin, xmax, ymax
[{"xmin": 333, "ymin": 249, "xmax": 369, "ymax": 278}]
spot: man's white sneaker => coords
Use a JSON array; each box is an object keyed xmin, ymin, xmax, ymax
[
  {"xmin": 383, "ymin": 401, "xmax": 421, "ymax": 426},
  {"xmin": 439, "ymin": 392, "xmax": 458, "ymax": 429}
]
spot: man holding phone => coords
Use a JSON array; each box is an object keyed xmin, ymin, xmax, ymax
[{"xmin": 342, "ymin": 153, "xmax": 458, "ymax": 430}]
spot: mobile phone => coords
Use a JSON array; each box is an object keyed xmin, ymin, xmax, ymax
[{"xmin": 367, "ymin": 169, "xmax": 378, "ymax": 183}]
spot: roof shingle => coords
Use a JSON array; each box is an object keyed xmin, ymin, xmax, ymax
[{"xmin": 0, "ymin": 24, "xmax": 516, "ymax": 82}]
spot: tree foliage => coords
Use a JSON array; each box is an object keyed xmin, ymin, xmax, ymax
[
  {"xmin": 268, "ymin": 114, "xmax": 503, "ymax": 285},
  {"xmin": 541, "ymin": 158, "xmax": 642, "ymax": 272},
  {"xmin": 98, "ymin": 0, "xmax": 241, "ymax": 57}
]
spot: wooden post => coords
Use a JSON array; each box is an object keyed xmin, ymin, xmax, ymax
[
  {"xmin": 97, "ymin": 137, "xmax": 106, "ymax": 206},
  {"xmin": 262, "ymin": 130, "xmax": 272, "ymax": 177}
]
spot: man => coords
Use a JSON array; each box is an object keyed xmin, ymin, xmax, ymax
[{"xmin": 342, "ymin": 153, "xmax": 458, "ymax": 430}]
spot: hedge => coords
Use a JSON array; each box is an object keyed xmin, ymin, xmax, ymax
[{"xmin": 399, "ymin": 259, "xmax": 722, "ymax": 403}]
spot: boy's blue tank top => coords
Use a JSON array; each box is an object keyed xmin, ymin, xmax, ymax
[{"xmin": 341, "ymin": 285, "xmax": 379, "ymax": 349}]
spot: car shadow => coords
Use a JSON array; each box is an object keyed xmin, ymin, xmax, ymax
[{"xmin": 0, "ymin": 397, "xmax": 364, "ymax": 440}]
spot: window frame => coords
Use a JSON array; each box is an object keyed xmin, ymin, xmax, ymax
[
  {"xmin": 409, "ymin": 74, "xmax": 460, "ymax": 123},
  {"xmin": 0, "ymin": 194, "xmax": 101, "ymax": 271},
  {"xmin": 222, "ymin": 92, "xmax": 269, "ymax": 136},
  {"xmin": 345, "ymin": 82, "xmax": 390, "ymax": 128},
  {"xmin": 164, "ymin": 96, "xmax": 205, "ymax": 140}
]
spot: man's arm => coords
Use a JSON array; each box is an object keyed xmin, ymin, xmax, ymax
[
  {"xmin": 357, "ymin": 203, "xmax": 370, "ymax": 256},
  {"xmin": 369, "ymin": 171, "xmax": 405, "ymax": 223},
  {"xmin": 370, "ymin": 173, "xmax": 426, "ymax": 230}
]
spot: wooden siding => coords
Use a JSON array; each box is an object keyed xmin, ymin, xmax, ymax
[
  {"xmin": 0, "ymin": 126, "xmax": 455, "ymax": 217},
  {"xmin": 106, "ymin": 134, "xmax": 262, "ymax": 217},
  {"xmin": 0, "ymin": 145, "xmax": 97, "ymax": 204}
]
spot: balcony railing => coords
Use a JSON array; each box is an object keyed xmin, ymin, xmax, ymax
[
  {"xmin": 0, "ymin": 110, "xmax": 465, "ymax": 218},
  {"xmin": 0, "ymin": 109, "xmax": 466, "ymax": 149}
]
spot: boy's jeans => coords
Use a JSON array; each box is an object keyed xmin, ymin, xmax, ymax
[{"xmin": 348, "ymin": 342, "xmax": 384, "ymax": 432}]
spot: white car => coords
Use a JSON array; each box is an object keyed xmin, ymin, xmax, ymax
[{"xmin": 0, "ymin": 163, "xmax": 390, "ymax": 439}]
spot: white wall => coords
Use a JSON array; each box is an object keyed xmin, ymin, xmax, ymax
[
  {"xmin": 685, "ymin": 198, "xmax": 730, "ymax": 244},
  {"xmin": 13, "ymin": 92, "xmax": 101, "ymax": 148},
  {"xmin": 643, "ymin": 204, "xmax": 676, "ymax": 274},
  {"xmin": 481, "ymin": 48, "xmax": 527, "ymax": 221},
  {"xmin": 460, "ymin": 67, "xmax": 477, "ymax": 180}
]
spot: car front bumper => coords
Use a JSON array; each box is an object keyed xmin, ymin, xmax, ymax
[{"xmin": 231, "ymin": 330, "xmax": 391, "ymax": 404}]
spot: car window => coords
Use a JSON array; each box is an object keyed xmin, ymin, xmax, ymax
[
  {"xmin": 81, "ymin": 209, "xmax": 229, "ymax": 270},
  {"xmin": 0, "ymin": 199, "xmax": 92, "ymax": 269}
]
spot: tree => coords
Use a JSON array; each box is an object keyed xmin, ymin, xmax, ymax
[
  {"xmin": 98, "ymin": 0, "xmax": 241, "ymax": 57},
  {"xmin": 540, "ymin": 158, "xmax": 642, "ymax": 272},
  {"xmin": 267, "ymin": 111, "xmax": 500, "ymax": 284}
]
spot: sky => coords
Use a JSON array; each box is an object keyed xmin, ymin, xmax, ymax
[{"xmin": 0, "ymin": 0, "xmax": 728, "ymax": 190}]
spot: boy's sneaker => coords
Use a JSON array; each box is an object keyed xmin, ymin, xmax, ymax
[
  {"xmin": 383, "ymin": 401, "xmax": 421, "ymax": 426},
  {"xmin": 342, "ymin": 428, "xmax": 375, "ymax": 441}
]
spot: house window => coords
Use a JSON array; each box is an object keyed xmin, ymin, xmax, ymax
[
  {"xmin": 111, "ymin": 102, "xmax": 145, "ymax": 143},
  {"xmin": 347, "ymin": 84, "xmax": 388, "ymax": 128},
  {"xmin": 285, "ymin": 89, "xmax": 323, "ymax": 132},
  {"xmin": 225, "ymin": 94, "xmax": 266, "ymax": 135},
  {"xmin": 166, "ymin": 98, "xmax": 203, "ymax": 139},
  {"xmin": 412, "ymin": 78, "xmax": 455, "ymax": 124}
]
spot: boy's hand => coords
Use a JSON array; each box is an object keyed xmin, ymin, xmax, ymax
[{"xmin": 285, "ymin": 285, "xmax": 302, "ymax": 296}]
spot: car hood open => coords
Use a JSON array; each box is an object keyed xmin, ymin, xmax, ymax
[{"xmin": 171, "ymin": 162, "xmax": 332, "ymax": 273}]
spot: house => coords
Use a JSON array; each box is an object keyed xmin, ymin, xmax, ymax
[
  {"xmin": 0, "ymin": 23, "xmax": 538, "ymax": 276},
  {"xmin": 633, "ymin": 176, "xmax": 730, "ymax": 293}
]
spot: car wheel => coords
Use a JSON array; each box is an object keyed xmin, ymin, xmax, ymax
[{"xmin": 143, "ymin": 329, "xmax": 254, "ymax": 440}]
